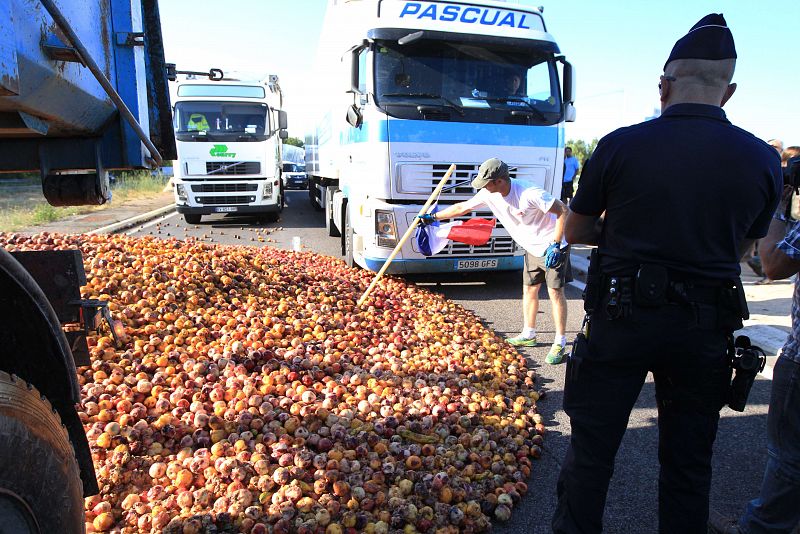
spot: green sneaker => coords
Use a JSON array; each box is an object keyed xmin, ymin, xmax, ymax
[
  {"xmin": 507, "ymin": 335, "xmax": 537, "ymax": 347},
  {"xmin": 545, "ymin": 344, "xmax": 566, "ymax": 365}
]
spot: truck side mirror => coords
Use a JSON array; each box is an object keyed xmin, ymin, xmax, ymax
[
  {"xmin": 565, "ymin": 103, "xmax": 577, "ymax": 123},
  {"xmin": 279, "ymin": 130, "xmax": 288, "ymax": 140},
  {"xmin": 346, "ymin": 105, "xmax": 362, "ymax": 128},
  {"xmin": 277, "ymin": 110, "xmax": 288, "ymax": 131},
  {"xmin": 349, "ymin": 49, "xmax": 360, "ymax": 94},
  {"xmin": 347, "ymin": 41, "xmax": 369, "ymax": 94},
  {"xmin": 559, "ymin": 57, "xmax": 575, "ymax": 106}
]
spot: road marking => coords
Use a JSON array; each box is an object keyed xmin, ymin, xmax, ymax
[{"xmin": 126, "ymin": 211, "xmax": 178, "ymax": 235}]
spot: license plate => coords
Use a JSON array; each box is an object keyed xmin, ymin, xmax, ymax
[
  {"xmin": 456, "ymin": 259, "xmax": 498, "ymax": 270},
  {"xmin": 214, "ymin": 206, "xmax": 238, "ymax": 213}
]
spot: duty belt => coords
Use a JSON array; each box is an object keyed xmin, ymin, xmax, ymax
[{"xmin": 601, "ymin": 277, "xmax": 727, "ymax": 305}]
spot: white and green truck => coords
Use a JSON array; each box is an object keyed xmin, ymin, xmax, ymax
[{"xmin": 172, "ymin": 76, "xmax": 288, "ymax": 224}]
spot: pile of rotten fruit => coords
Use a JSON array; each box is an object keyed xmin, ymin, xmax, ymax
[{"xmin": 3, "ymin": 233, "xmax": 544, "ymax": 534}]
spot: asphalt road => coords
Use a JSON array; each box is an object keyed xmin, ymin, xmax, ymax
[{"xmin": 126, "ymin": 191, "xmax": 772, "ymax": 534}]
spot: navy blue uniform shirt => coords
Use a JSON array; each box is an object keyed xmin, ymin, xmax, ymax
[{"xmin": 571, "ymin": 103, "xmax": 782, "ymax": 280}]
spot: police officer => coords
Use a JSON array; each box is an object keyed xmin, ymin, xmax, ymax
[{"xmin": 553, "ymin": 14, "xmax": 782, "ymax": 534}]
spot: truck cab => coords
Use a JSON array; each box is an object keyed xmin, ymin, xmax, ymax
[
  {"xmin": 171, "ymin": 78, "xmax": 289, "ymax": 224},
  {"xmin": 306, "ymin": 0, "xmax": 575, "ymax": 273}
]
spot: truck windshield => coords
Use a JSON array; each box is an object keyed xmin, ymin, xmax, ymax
[
  {"xmin": 374, "ymin": 40, "xmax": 561, "ymax": 125},
  {"xmin": 174, "ymin": 102, "xmax": 269, "ymax": 141}
]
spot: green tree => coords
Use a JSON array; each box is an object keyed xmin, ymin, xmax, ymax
[{"xmin": 284, "ymin": 137, "xmax": 304, "ymax": 148}]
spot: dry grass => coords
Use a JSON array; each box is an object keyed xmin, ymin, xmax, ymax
[{"xmin": 0, "ymin": 171, "xmax": 170, "ymax": 232}]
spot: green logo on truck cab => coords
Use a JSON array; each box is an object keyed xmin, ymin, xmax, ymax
[{"xmin": 210, "ymin": 144, "xmax": 236, "ymax": 158}]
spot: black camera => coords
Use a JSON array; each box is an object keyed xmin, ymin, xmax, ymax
[
  {"xmin": 783, "ymin": 155, "xmax": 800, "ymax": 191},
  {"xmin": 727, "ymin": 335, "xmax": 766, "ymax": 412}
]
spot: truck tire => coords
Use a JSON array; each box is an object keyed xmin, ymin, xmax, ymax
[
  {"xmin": 184, "ymin": 214, "xmax": 201, "ymax": 224},
  {"xmin": 344, "ymin": 207, "xmax": 356, "ymax": 268},
  {"xmin": 0, "ymin": 372, "xmax": 84, "ymax": 534}
]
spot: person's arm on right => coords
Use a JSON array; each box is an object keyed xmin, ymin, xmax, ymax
[
  {"xmin": 759, "ymin": 186, "xmax": 800, "ymax": 279},
  {"xmin": 564, "ymin": 151, "xmax": 605, "ymax": 245},
  {"xmin": 755, "ymin": 185, "xmax": 800, "ymax": 280},
  {"xmin": 565, "ymin": 210, "xmax": 603, "ymax": 246}
]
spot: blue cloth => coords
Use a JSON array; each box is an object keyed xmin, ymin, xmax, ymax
[
  {"xmin": 415, "ymin": 206, "xmax": 440, "ymax": 256},
  {"xmin": 571, "ymin": 103, "xmax": 782, "ymax": 280},
  {"xmin": 563, "ymin": 156, "xmax": 580, "ymax": 182},
  {"xmin": 738, "ymin": 356, "xmax": 800, "ymax": 534},
  {"xmin": 777, "ymin": 220, "xmax": 800, "ymax": 364}
]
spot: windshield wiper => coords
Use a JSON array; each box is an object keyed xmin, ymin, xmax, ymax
[
  {"xmin": 380, "ymin": 92, "xmax": 464, "ymax": 116},
  {"xmin": 476, "ymin": 97, "xmax": 548, "ymax": 121}
]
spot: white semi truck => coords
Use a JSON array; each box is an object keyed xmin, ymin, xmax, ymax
[
  {"xmin": 305, "ymin": 0, "xmax": 575, "ymax": 273},
  {"xmin": 172, "ymin": 76, "xmax": 288, "ymax": 224}
]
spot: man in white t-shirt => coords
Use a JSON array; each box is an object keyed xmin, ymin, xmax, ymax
[{"xmin": 420, "ymin": 158, "xmax": 571, "ymax": 364}]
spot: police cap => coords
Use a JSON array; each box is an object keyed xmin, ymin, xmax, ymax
[{"xmin": 664, "ymin": 13, "xmax": 737, "ymax": 70}]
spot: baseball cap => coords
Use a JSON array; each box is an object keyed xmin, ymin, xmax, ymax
[{"xmin": 472, "ymin": 158, "xmax": 508, "ymax": 189}]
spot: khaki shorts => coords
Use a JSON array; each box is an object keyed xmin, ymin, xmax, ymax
[{"xmin": 523, "ymin": 246, "xmax": 572, "ymax": 288}]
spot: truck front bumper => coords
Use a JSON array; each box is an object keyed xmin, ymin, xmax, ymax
[
  {"xmin": 362, "ymin": 255, "xmax": 523, "ymax": 274},
  {"xmin": 176, "ymin": 204, "xmax": 281, "ymax": 215}
]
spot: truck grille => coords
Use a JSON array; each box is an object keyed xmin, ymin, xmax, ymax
[
  {"xmin": 206, "ymin": 161, "xmax": 261, "ymax": 175},
  {"xmin": 434, "ymin": 236, "xmax": 519, "ymax": 256},
  {"xmin": 191, "ymin": 183, "xmax": 258, "ymax": 193},
  {"xmin": 398, "ymin": 163, "xmax": 548, "ymax": 195},
  {"xmin": 196, "ymin": 196, "xmax": 255, "ymax": 205}
]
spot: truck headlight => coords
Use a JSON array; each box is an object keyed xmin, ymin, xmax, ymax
[
  {"xmin": 263, "ymin": 182, "xmax": 273, "ymax": 198},
  {"xmin": 375, "ymin": 210, "xmax": 397, "ymax": 248},
  {"xmin": 175, "ymin": 184, "xmax": 187, "ymax": 201}
]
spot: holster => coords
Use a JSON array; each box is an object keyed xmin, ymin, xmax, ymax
[
  {"xmin": 583, "ymin": 248, "xmax": 602, "ymax": 314},
  {"xmin": 717, "ymin": 282, "xmax": 749, "ymax": 331},
  {"xmin": 565, "ymin": 317, "xmax": 591, "ymax": 405}
]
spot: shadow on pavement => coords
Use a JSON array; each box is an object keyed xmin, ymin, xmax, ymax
[
  {"xmin": 414, "ymin": 268, "xmax": 772, "ymax": 532},
  {"xmin": 492, "ymin": 373, "xmax": 771, "ymax": 534}
]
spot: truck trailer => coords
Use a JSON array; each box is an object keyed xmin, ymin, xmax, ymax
[
  {"xmin": 0, "ymin": 0, "xmax": 175, "ymax": 531},
  {"xmin": 305, "ymin": 0, "xmax": 575, "ymax": 273}
]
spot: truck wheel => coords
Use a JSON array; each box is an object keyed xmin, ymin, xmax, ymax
[
  {"xmin": 344, "ymin": 207, "xmax": 356, "ymax": 268},
  {"xmin": 0, "ymin": 372, "xmax": 84, "ymax": 534},
  {"xmin": 184, "ymin": 214, "xmax": 201, "ymax": 224}
]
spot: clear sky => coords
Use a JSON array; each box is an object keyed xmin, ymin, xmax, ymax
[{"xmin": 159, "ymin": 0, "xmax": 800, "ymax": 146}]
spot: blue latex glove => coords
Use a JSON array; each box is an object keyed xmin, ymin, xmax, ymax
[
  {"xmin": 544, "ymin": 242, "xmax": 564, "ymax": 269},
  {"xmin": 417, "ymin": 213, "xmax": 437, "ymax": 226}
]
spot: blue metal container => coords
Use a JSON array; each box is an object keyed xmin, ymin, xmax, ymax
[{"xmin": 0, "ymin": 0, "xmax": 175, "ymax": 204}]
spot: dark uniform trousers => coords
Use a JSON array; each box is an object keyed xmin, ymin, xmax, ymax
[{"xmin": 552, "ymin": 291, "xmax": 732, "ymax": 534}]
